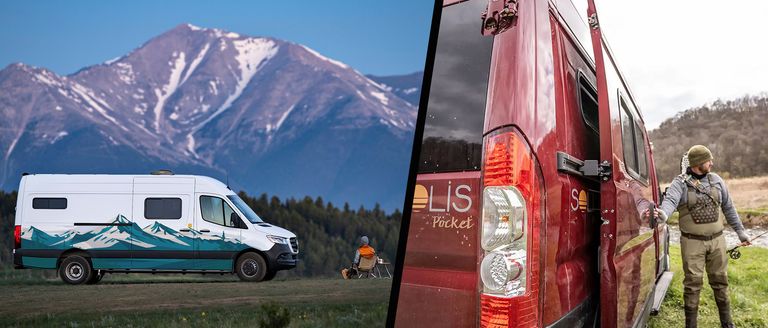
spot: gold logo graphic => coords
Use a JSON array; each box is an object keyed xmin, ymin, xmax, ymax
[
  {"xmin": 578, "ymin": 190, "xmax": 588, "ymax": 211},
  {"xmin": 413, "ymin": 184, "xmax": 428, "ymax": 211}
]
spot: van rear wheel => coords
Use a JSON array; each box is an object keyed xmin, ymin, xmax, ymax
[
  {"xmin": 86, "ymin": 270, "xmax": 104, "ymax": 285},
  {"xmin": 235, "ymin": 253, "xmax": 267, "ymax": 282},
  {"xmin": 59, "ymin": 255, "xmax": 93, "ymax": 285}
]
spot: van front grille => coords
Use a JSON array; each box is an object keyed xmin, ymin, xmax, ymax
[{"xmin": 290, "ymin": 237, "xmax": 298, "ymax": 253}]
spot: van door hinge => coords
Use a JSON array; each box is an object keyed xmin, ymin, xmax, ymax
[
  {"xmin": 481, "ymin": 0, "xmax": 519, "ymax": 36},
  {"xmin": 588, "ymin": 13, "xmax": 599, "ymax": 29},
  {"xmin": 581, "ymin": 159, "xmax": 611, "ymax": 181},
  {"xmin": 556, "ymin": 152, "xmax": 612, "ymax": 182}
]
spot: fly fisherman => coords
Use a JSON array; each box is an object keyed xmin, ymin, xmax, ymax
[{"xmin": 655, "ymin": 145, "xmax": 751, "ymax": 328}]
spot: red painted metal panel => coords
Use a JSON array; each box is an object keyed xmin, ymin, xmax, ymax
[{"xmin": 396, "ymin": 171, "xmax": 481, "ymax": 327}]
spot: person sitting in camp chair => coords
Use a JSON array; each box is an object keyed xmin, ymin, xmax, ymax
[{"xmin": 341, "ymin": 236, "xmax": 376, "ymax": 279}]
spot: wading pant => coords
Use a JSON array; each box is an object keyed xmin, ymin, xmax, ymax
[{"xmin": 681, "ymin": 234, "xmax": 732, "ymax": 327}]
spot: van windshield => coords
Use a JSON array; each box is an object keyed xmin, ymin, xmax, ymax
[
  {"xmin": 227, "ymin": 195, "xmax": 264, "ymax": 223},
  {"xmin": 417, "ymin": 0, "xmax": 494, "ymax": 173}
]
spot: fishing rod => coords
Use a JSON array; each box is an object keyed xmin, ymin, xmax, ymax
[{"xmin": 728, "ymin": 230, "xmax": 768, "ymax": 260}]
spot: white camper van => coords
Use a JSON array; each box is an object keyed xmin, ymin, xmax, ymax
[{"xmin": 12, "ymin": 173, "xmax": 298, "ymax": 284}]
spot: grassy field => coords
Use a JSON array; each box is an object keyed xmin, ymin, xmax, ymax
[
  {"xmin": 647, "ymin": 245, "xmax": 768, "ymax": 327},
  {"xmin": 0, "ymin": 270, "xmax": 391, "ymax": 328}
]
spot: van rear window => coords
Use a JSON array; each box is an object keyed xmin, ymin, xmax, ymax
[
  {"xmin": 144, "ymin": 198, "xmax": 182, "ymax": 220},
  {"xmin": 32, "ymin": 198, "xmax": 67, "ymax": 209},
  {"xmin": 417, "ymin": 0, "xmax": 493, "ymax": 173}
]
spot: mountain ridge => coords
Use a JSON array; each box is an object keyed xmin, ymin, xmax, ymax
[{"xmin": 0, "ymin": 23, "xmax": 422, "ymax": 210}]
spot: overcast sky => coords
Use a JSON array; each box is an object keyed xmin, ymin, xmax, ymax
[{"xmin": 594, "ymin": 0, "xmax": 768, "ymax": 129}]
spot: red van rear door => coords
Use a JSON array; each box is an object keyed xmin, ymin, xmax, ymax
[
  {"xmin": 394, "ymin": 0, "xmax": 494, "ymax": 326},
  {"xmin": 587, "ymin": 1, "xmax": 660, "ymax": 327}
]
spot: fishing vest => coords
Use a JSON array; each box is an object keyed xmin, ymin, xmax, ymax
[{"xmin": 677, "ymin": 174, "xmax": 724, "ymax": 236}]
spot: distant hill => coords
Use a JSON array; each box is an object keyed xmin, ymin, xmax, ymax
[{"xmin": 649, "ymin": 94, "xmax": 768, "ymax": 183}]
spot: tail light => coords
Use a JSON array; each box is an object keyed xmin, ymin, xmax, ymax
[
  {"xmin": 14, "ymin": 225, "xmax": 22, "ymax": 249},
  {"xmin": 479, "ymin": 128, "xmax": 542, "ymax": 328}
]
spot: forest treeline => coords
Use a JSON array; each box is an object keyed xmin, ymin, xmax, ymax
[
  {"xmin": 650, "ymin": 94, "xmax": 768, "ymax": 182},
  {"xmin": 0, "ymin": 190, "xmax": 401, "ymax": 277}
]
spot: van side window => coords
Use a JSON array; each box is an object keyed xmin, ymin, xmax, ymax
[
  {"xmin": 633, "ymin": 121, "xmax": 649, "ymax": 179},
  {"xmin": 578, "ymin": 75, "xmax": 599, "ymax": 135},
  {"xmin": 144, "ymin": 198, "xmax": 182, "ymax": 220},
  {"xmin": 200, "ymin": 196, "xmax": 242, "ymax": 228},
  {"xmin": 619, "ymin": 96, "xmax": 649, "ymax": 181},
  {"xmin": 32, "ymin": 198, "xmax": 67, "ymax": 209},
  {"xmin": 619, "ymin": 98, "xmax": 637, "ymax": 172}
]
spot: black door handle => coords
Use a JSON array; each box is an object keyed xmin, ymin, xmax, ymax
[
  {"xmin": 179, "ymin": 229, "xmax": 190, "ymax": 232},
  {"xmin": 200, "ymin": 229, "xmax": 211, "ymax": 233}
]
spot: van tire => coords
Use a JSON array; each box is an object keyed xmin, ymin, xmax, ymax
[
  {"xmin": 263, "ymin": 269, "xmax": 277, "ymax": 281},
  {"xmin": 235, "ymin": 253, "xmax": 267, "ymax": 282},
  {"xmin": 59, "ymin": 255, "xmax": 93, "ymax": 285},
  {"xmin": 86, "ymin": 270, "xmax": 104, "ymax": 285}
]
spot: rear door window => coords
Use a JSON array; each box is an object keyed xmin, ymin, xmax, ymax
[{"xmin": 418, "ymin": 0, "xmax": 494, "ymax": 173}]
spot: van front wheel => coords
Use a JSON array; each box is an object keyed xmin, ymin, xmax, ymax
[
  {"xmin": 59, "ymin": 255, "xmax": 93, "ymax": 285},
  {"xmin": 236, "ymin": 253, "xmax": 267, "ymax": 282}
]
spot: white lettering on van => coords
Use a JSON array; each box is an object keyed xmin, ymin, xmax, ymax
[
  {"xmin": 428, "ymin": 185, "xmax": 446, "ymax": 212},
  {"xmin": 453, "ymin": 185, "xmax": 472, "ymax": 213},
  {"xmin": 432, "ymin": 216, "xmax": 474, "ymax": 230},
  {"xmin": 571, "ymin": 188, "xmax": 579, "ymax": 211},
  {"xmin": 428, "ymin": 182, "xmax": 472, "ymax": 213}
]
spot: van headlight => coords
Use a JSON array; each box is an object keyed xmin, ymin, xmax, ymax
[{"xmin": 267, "ymin": 235, "xmax": 288, "ymax": 244}]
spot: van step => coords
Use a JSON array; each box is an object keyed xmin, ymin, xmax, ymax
[{"xmin": 650, "ymin": 271, "xmax": 674, "ymax": 315}]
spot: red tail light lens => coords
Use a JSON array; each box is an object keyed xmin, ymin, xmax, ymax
[
  {"xmin": 481, "ymin": 294, "xmax": 538, "ymax": 327},
  {"xmin": 480, "ymin": 128, "xmax": 542, "ymax": 328},
  {"xmin": 14, "ymin": 225, "xmax": 22, "ymax": 249}
]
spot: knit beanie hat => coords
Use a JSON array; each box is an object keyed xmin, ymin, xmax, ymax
[
  {"xmin": 687, "ymin": 145, "xmax": 713, "ymax": 167},
  {"xmin": 361, "ymin": 236, "xmax": 369, "ymax": 245}
]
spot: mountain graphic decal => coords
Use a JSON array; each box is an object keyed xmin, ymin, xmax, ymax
[{"xmin": 21, "ymin": 214, "xmax": 243, "ymax": 251}]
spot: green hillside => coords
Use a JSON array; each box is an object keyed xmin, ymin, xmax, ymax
[{"xmin": 650, "ymin": 94, "xmax": 768, "ymax": 183}]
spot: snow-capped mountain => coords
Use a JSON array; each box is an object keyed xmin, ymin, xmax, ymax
[
  {"xmin": 367, "ymin": 72, "xmax": 423, "ymax": 106},
  {"xmin": 0, "ymin": 24, "xmax": 420, "ymax": 209}
]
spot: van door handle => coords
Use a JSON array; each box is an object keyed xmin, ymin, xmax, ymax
[
  {"xmin": 200, "ymin": 229, "xmax": 210, "ymax": 233},
  {"xmin": 179, "ymin": 229, "xmax": 190, "ymax": 232}
]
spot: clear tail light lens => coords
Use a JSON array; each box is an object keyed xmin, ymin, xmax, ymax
[{"xmin": 482, "ymin": 187, "xmax": 526, "ymax": 250}]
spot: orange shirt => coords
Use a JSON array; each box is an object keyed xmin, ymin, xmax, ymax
[{"xmin": 358, "ymin": 245, "xmax": 375, "ymax": 259}]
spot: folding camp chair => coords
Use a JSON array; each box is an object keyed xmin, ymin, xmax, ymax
[{"xmin": 356, "ymin": 255, "xmax": 378, "ymax": 278}]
